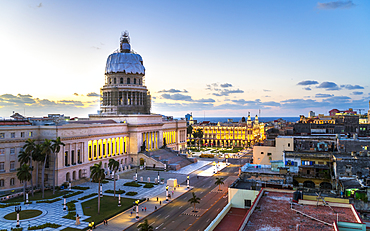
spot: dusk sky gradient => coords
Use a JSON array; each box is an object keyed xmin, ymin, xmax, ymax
[{"xmin": 0, "ymin": 1, "xmax": 369, "ymax": 118}]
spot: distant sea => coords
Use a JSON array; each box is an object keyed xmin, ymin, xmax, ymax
[{"xmin": 180, "ymin": 117, "xmax": 300, "ymax": 123}]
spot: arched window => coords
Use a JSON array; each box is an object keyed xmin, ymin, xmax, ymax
[
  {"xmin": 127, "ymin": 78, "xmax": 130, "ymax": 84},
  {"xmin": 109, "ymin": 78, "xmax": 112, "ymax": 84}
]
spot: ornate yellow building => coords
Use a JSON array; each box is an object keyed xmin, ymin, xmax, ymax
[{"xmin": 191, "ymin": 114, "xmax": 265, "ymax": 148}]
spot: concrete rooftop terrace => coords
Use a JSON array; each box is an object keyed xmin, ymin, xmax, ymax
[{"xmin": 244, "ymin": 191, "xmax": 358, "ymax": 231}]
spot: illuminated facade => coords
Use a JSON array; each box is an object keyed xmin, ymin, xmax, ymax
[{"xmin": 191, "ymin": 115, "xmax": 265, "ymax": 147}]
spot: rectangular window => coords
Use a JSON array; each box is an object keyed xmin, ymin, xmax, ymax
[
  {"xmin": 71, "ymin": 150, "xmax": 75, "ymax": 165},
  {"xmin": 29, "ymin": 132, "xmax": 33, "ymax": 137},
  {"xmin": 0, "ymin": 162, "xmax": 4, "ymax": 171},
  {"xmin": 10, "ymin": 178, "xmax": 15, "ymax": 186},
  {"xmin": 65, "ymin": 151, "xmax": 68, "ymax": 166},
  {"xmin": 0, "ymin": 133, "xmax": 4, "ymax": 139},
  {"xmin": 10, "ymin": 161, "xmax": 15, "ymax": 170},
  {"xmin": 21, "ymin": 132, "xmax": 25, "ymax": 138},
  {"xmin": 11, "ymin": 133, "xmax": 15, "ymax": 138},
  {"xmin": 267, "ymin": 153, "xmax": 272, "ymax": 156},
  {"xmin": 77, "ymin": 150, "xmax": 81, "ymax": 163},
  {"xmin": 0, "ymin": 149, "xmax": 4, "ymax": 155},
  {"xmin": 94, "ymin": 145, "xmax": 97, "ymax": 159},
  {"xmin": 103, "ymin": 144, "xmax": 105, "ymax": 157},
  {"xmin": 10, "ymin": 148, "xmax": 15, "ymax": 155},
  {"xmin": 0, "ymin": 179, "xmax": 4, "ymax": 187},
  {"xmin": 88, "ymin": 146, "xmax": 92, "ymax": 160}
]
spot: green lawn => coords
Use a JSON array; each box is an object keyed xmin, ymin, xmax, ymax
[
  {"xmin": 4, "ymin": 190, "xmax": 69, "ymax": 203},
  {"xmin": 82, "ymin": 196, "xmax": 136, "ymax": 224},
  {"xmin": 60, "ymin": 228, "xmax": 82, "ymax": 231},
  {"xmin": 4, "ymin": 210, "xmax": 42, "ymax": 220}
]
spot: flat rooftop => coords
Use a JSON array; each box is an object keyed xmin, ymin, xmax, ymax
[
  {"xmin": 214, "ymin": 208, "xmax": 247, "ymax": 231},
  {"xmin": 244, "ymin": 191, "xmax": 358, "ymax": 231}
]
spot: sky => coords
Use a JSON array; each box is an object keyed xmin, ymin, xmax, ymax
[{"xmin": 0, "ymin": 0, "xmax": 369, "ymax": 118}]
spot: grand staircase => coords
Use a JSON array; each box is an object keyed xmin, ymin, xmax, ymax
[{"xmin": 147, "ymin": 148, "xmax": 194, "ymax": 171}]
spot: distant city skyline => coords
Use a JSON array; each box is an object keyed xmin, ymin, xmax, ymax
[{"xmin": 0, "ymin": 0, "xmax": 369, "ymax": 118}]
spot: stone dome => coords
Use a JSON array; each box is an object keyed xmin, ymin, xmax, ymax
[{"xmin": 105, "ymin": 53, "xmax": 145, "ymax": 74}]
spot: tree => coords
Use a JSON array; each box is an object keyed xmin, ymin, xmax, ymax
[
  {"xmin": 90, "ymin": 161, "xmax": 105, "ymax": 214},
  {"xmin": 188, "ymin": 192, "xmax": 200, "ymax": 212},
  {"xmin": 41, "ymin": 139, "xmax": 53, "ymax": 198},
  {"xmin": 187, "ymin": 125, "xmax": 193, "ymax": 138},
  {"xmin": 16, "ymin": 164, "xmax": 32, "ymax": 201},
  {"xmin": 192, "ymin": 128, "xmax": 203, "ymax": 151},
  {"xmin": 215, "ymin": 177, "xmax": 224, "ymax": 191},
  {"xmin": 33, "ymin": 143, "xmax": 44, "ymax": 188},
  {"xmin": 51, "ymin": 137, "xmax": 65, "ymax": 194},
  {"xmin": 21, "ymin": 139, "xmax": 36, "ymax": 196},
  {"xmin": 137, "ymin": 219, "xmax": 153, "ymax": 231},
  {"xmin": 108, "ymin": 159, "xmax": 119, "ymax": 197}
]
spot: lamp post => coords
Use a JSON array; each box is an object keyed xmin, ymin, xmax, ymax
[
  {"xmin": 157, "ymin": 171, "xmax": 160, "ymax": 182},
  {"xmin": 100, "ymin": 185, "xmax": 103, "ymax": 197},
  {"xmin": 63, "ymin": 196, "xmax": 67, "ymax": 211},
  {"xmin": 187, "ymin": 176, "xmax": 190, "ymax": 189},
  {"xmin": 135, "ymin": 169, "xmax": 138, "ymax": 182},
  {"xmin": 118, "ymin": 194, "xmax": 121, "ymax": 207},
  {"xmin": 135, "ymin": 200, "xmax": 139, "ymax": 220},
  {"xmin": 166, "ymin": 185, "xmax": 169, "ymax": 201},
  {"xmin": 112, "ymin": 170, "xmax": 115, "ymax": 180},
  {"xmin": 15, "ymin": 205, "xmax": 21, "ymax": 227},
  {"xmin": 25, "ymin": 191, "xmax": 29, "ymax": 204},
  {"xmin": 69, "ymin": 179, "xmax": 72, "ymax": 191},
  {"xmin": 225, "ymin": 155, "xmax": 229, "ymax": 165}
]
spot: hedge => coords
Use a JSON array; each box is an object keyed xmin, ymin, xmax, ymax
[
  {"xmin": 125, "ymin": 191, "xmax": 138, "ymax": 196},
  {"xmin": 28, "ymin": 223, "xmax": 61, "ymax": 230}
]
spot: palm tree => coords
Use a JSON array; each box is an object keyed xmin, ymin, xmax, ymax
[
  {"xmin": 137, "ymin": 219, "xmax": 153, "ymax": 231},
  {"xmin": 51, "ymin": 137, "xmax": 65, "ymax": 194},
  {"xmin": 21, "ymin": 139, "xmax": 36, "ymax": 196},
  {"xmin": 90, "ymin": 161, "xmax": 105, "ymax": 214},
  {"xmin": 33, "ymin": 143, "xmax": 44, "ymax": 188},
  {"xmin": 41, "ymin": 139, "xmax": 53, "ymax": 198},
  {"xmin": 188, "ymin": 192, "xmax": 200, "ymax": 212},
  {"xmin": 108, "ymin": 159, "xmax": 119, "ymax": 197},
  {"xmin": 16, "ymin": 164, "xmax": 32, "ymax": 201},
  {"xmin": 215, "ymin": 177, "xmax": 224, "ymax": 191},
  {"xmin": 192, "ymin": 129, "xmax": 203, "ymax": 151}
]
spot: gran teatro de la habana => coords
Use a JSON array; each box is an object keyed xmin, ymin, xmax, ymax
[{"xmin": 0, "ymin": 32, "xmax": 187, "ymax": 192}]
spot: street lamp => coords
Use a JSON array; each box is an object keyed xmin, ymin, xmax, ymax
[
  {"xmin": 63, "ymin": 196, "xmax": 67, "ymax": 211},
  {"xmin": 69, "ymin": 179, "xmax": 72, "ymax": 191},
  {"xmin": 187, "ymin": 176, "xmax": 190, "ymax": 189},
  {"xmin": 166, "ymin": 186, "xmax": 169, "ymax": 201},
  {"xmin": 135, "ymin": 169, "xmax": 138, "ymax": 182},
  {"xmin": 157, "ymin": 171, "xmax": 160, "ymax": 182},
  {"xmin": 25, "ymin": 191, "xmax": 29, "ymax": 204},
  {"xmin": 15, "ymin": 205, "xmax": 21, "ymax": 227},
  {"xmin": 100, "ymin": 185, "xmax": 103, "ymax": 197},
  {"xmin": 118, "ymin": 194, "xmax": 121, "ymax": 207},
  {"xmin": 135, "ymin": 200, "xmax": 140, "ymax": 220}
]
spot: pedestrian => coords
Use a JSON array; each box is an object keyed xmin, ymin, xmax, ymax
[
  {"xmin": 130, "ymin": 211, "xmax": 133, "ymax": 217},
  {"xmin": 106, "ymin": 219, "xmax": 108, "ymax": 226},
  {"xmin": 92, "ymin": 220, "xmax": 95, "ymax": 229},
  {"xmin": 172, "ymin": 191, "xmax": 174, "ymax": 195},
  {"xmin": 142, "ymin": 206, "xmax": 144, "ymax": 212},
  {"xmin": 157, "ymin": 197, "xmax": 158, "ymax": 201},
  {"xmin": 145, "ymin": 207, "xmax": 146, "ymax": 212},
  {"xmin": 160, "ymin": 200, "xmax": 161, "ymax": 205},
  {"xmin": 88, "ymin": 222, "xmax": 92, "ymax": 231},
  {"xmin": 155, "ymin": 206, "xmax": 157, "ymax": 210}
]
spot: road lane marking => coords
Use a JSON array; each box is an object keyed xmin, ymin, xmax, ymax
[
  {"xmin": 217, "ymin": 208, "xmax": 220, "ymax": 211},
  {"xmin": 150, "ymin": 222, "xmax": 155, "ymax": 226},
  {"xmin": 206, "ymin": 219, "xmax": 210, "ymax": 222},
  {"xmin": 165, "ymin": 215, "xmax": 170, "ymax": 219},
  {"xmin": 156, "ymin": 214, "xmax": 162, "ymax": 218},
  {"xmin": 155, "ymin": 223, "xmax": 164, "ymax": 229}
]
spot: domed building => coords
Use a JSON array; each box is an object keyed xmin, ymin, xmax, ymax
[{"xmin": 100, "ymin": 31, "xmax": 151, "ymax": 115}]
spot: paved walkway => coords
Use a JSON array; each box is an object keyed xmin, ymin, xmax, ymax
[
  {"xmin": 0, "ymin": 161, "xmax": 210, "ymax": 230},
  {"xmin": 95, "ymin": 185, "xmax": 192, "ymax": 230}
]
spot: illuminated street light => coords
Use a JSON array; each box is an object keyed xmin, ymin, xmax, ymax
[
  {"xmin": 166, "ymin": 186, "xmax": 169, "ymax": 201},
  {"xmin": 187, "ymin": 176, "xmax": 190, "ymax": 189},
  {"xmin": 135, "ymin": 200, "xmax": 140, "ymax": 220},
  {"xmin": 118, "ymin": 194, "xmax": 121, "ymax": 207},
  {"xmin": 63, "ymin": 196, "xmax": 67, "ymax": 211},
  {"xmin": 135, "ymin": 169, "xmax": 138, "ymax": 182}
]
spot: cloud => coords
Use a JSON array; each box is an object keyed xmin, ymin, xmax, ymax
[
  {"xmin": 86, "ymin": 92, "xmax": 99, "ymax": 97},
  {"xmin": 317, "ymin": 1, "xmax": 355, "ymax": 10},
  {"xmin": 158, "ymin": 89, "xmax": 188, "ymax": 93},
  {"xmin": 220, "ymin": 83, "xmax": 232, "ymax": 88},
  {"xmin": 303, "ymin": 87, "xmax": 311, "ymax": 91},
  {"xmin": 315, "ymin": 93, "xmax": 334, "ymax": 98},
  {"xmin": 263, "ymin": 89, "xmax": 271, "ymax": 92},
  {"xmin": 212, "ymin": 89, "xmax": 244, "ymax": 96},
  {"xmin": 297, "ymin": 80, "xmax": 319, "ymax": 86},
  {"xmin": 73, "ymin": 93, "xmax": 79, "ymax": 96},
  {"xmin": 161, "ymin": 93, "xmax": 192, "ymax": 101},
  {"xmin": 317, "ymin": 81, "xmax": 340, "ymax": 90},
  {"xmin": 230, "ymin": 99, "xmax": 280, "ymax": 107},
  {"xmin": 351, "ymin": 91, "xmax": 363, "ymax": 95},
  {"xmin": 58, "ymin": 100, "xmax": 84, "ymax": 106},
  {"xmin": 340, "ymin": 84, "xmax": 364, "ymax": 90},
  {"xmin": 37, "ymin": 3, "xmax": 42, "ymax": 8},
  {"xmin": 196, "ymin": 98, "xmax": 216, "ymax": 103},
  {"xmin": 91, "ymin": 46, "xmax": 101, "ymax": 50}
]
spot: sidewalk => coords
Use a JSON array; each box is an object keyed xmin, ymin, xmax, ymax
[{"xmin": 95, "ymin": 185, "xmax": 192, "ymax": 230}]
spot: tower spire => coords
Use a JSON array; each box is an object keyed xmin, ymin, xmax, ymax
[{"xmin": 120, "ymin": 31, "xmax": 131, "ymax": 53}]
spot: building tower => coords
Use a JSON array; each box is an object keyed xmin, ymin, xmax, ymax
[{"xmin": 100, "ymin": 31, "xmax": 151, "ymax": 115}]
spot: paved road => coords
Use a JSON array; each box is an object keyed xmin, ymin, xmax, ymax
[{"xmin": 124, "ymin": 164, "xmax": 239, "ymax": 231}]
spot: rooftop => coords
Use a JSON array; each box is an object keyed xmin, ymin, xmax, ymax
[{"xmin": 244, "ymin": 191, "xmax": 358, "ymax": 231}]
